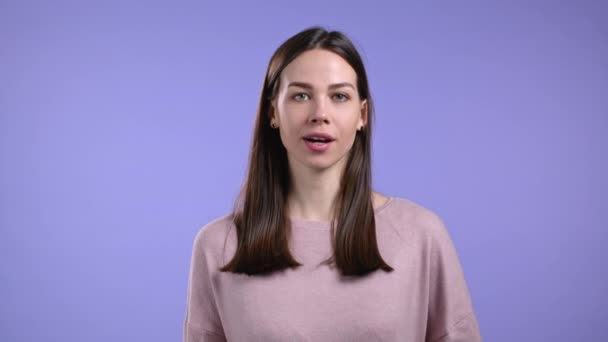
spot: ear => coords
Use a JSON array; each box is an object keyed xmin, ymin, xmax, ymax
[
  {"xmin": 358, "ymin": 99, "xmax": 368, "ymax": 130},
  {"xmin": 269, "ymin": 98, "xmax": 278, "ymax": 122}
]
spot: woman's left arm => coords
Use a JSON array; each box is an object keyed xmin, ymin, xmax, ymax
[{"xmin": 424, "ymin": 213, "xmax": 482, "ymax": 342}]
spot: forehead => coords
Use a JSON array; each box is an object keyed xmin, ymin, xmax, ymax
[{"xmin": 280, "ymin": 49, "xmax": 357, "ymax": 86}]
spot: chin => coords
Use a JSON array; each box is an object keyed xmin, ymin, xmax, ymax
[
  {"xmin": 308, "ymin": 162, "xmax": 336, "ymax": 172},
  {"xmin": 304, "ymin": 155, "xmax": 347, "ymax": 172}
]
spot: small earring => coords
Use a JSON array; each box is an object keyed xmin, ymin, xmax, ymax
[{"xmin": 271, "ymin": 122, "xmax": 278, "ymax": 128}]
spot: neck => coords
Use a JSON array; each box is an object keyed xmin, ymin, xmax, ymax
[{"xmin": 287, "ymin": 158, "xmax": 344, "ymax": 222}]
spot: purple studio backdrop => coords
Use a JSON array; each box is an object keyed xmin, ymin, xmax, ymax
[{"xmin": 1, "ymin": 1, "xmax": 607, "ymax": 341}]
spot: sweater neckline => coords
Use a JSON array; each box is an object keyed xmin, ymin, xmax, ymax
[{"xmin": 289, "ymin": 197, "xmax": 394, "ymax": 230}]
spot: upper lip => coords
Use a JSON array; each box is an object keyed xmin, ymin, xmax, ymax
[{"xmin": 303, "ymin": 132, "xmax": 335, "ymax": 141}]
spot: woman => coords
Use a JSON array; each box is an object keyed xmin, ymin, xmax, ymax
[{"xmin": 184, "ymin": 27, "xmax": 481, "ymax": 341}]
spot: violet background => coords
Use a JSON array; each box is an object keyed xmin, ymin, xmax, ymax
[{"xmin": 1, "ymin": 1, "xmax": 607, "ymax": 341}]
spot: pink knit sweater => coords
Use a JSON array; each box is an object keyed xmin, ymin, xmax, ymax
[{"xmin": 184, "ymin": 197, "xmax": 481, "ymax": 341}]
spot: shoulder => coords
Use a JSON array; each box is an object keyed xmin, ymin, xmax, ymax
[
  {"xmin": 378, "ymin": 196, "xmax": 453, "ymax": 249},
  {"xmin": 192, "ymin": 214, "xmax": 236, "ymax": 258}
]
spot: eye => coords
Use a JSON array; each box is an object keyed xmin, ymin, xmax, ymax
[
  {"xmin": 332, "ymin": 93, "xmax": 350, "ymax": 102},
  {"xmin": 292, "ymin": 93, "xmax": 310, "ymax": 101}
]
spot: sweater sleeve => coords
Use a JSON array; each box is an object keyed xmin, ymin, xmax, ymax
[
  {"xmin": 423, "ymin": 213, "xmax": 482, "ymax": 342},
  {"xmin": 183, "ymin": 227, "xmax": 227, "ymax": 342}
]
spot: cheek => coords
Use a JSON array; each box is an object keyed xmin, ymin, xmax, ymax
[
  {"xmin": 277, "ymin": 116, "xmax": 303, "ymax": 149},
  {"xmin": 343, "ymin": 129, "xmax": 358, "ymax": 148},
  {"xmin": 338, "ymin": 109, "xmax": 362, "ymax": 132},
  {"xmin": 278, "ymin": 107, "xmax": 307, "ymax": 134},
  {"xmin": 338, "ymin": 113, "xmax": 361, "ymax": 147}
]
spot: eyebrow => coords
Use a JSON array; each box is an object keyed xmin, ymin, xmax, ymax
[{"xmin": 287, "ymin": 81, "xmax": 355, "ymax": 90}]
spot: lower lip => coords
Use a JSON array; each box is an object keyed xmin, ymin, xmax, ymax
[{"xmin": 304, "ymin": 139, "xmax": 333, "ymax": 152}]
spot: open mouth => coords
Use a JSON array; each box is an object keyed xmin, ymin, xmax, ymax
[
  {"xmin": 303, "ymin": 137, "xmax": 333, "ymax": 144},
  {"xmin": 302, "ymin": 137, "xmax": 334, "ymax": 152}
]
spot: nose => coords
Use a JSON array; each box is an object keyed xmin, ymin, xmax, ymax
[{"xmin": 309, "ymin": 98, "xmax": 329, "ymax": 124}]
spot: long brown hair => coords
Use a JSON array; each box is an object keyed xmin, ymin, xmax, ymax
[{"xmin": 220, "ymin": 27, "xmax": 393, "ymax": 277}]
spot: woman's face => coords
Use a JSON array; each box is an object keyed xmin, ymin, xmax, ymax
[{"xmin": 271, "ymin": 49, "xmax": 367, "ymax": 172}]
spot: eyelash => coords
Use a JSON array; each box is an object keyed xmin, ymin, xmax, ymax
[{"xmin": 292, "ymin": 93, "xmax": 350, "ymax": 102}]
